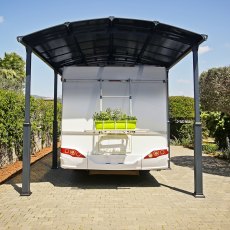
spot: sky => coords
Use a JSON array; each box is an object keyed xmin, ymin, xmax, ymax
[{"xmin": 0, "ymin": 0, "xmax": 230, "ymax": 98}]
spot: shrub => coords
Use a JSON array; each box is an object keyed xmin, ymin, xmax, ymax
[
  {"xmin": 202, "ymin": 143, "xmax": 218, "ymax": 154},
  {"xmin": 200, "ymin": 66, "xmax": 230, "ymax": 116},
  {"xmin": 201, "ymin": 111, "xmax": 230, "ymax": 149},
  {"xmin": 170, "ymin": 137, "xmax": 181, "ymax": 146},
  {"xmin": 178, "ymin": 123, "xmax": 194, "ymax": 148},
  {"xmin": 200, "ymin": 66, "xmax": 230, "ymax": 151},
  {"xmin": 0, "ymin": 89, "xmax": 62, "ymax": 167},
  {"xmin": 0, "ymin": 90, "xmax": 24, "ymax": 159},
  {"xmin": 169, "ymin": 96, "xmax": 194, "ymax": 140},
  {"xmin": 169, "ymin": 96, "xmax": 194, "ymax": 120}
]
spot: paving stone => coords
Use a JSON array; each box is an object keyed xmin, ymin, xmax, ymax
[{"xmin": 0, "ymin": 146, "xmax": 229, "ymax": 229}]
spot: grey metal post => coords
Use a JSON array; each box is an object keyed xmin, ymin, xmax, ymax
[
  {"xmin": 166, "ymin": 69, "xmax": 171, "ymax": 169},
  {"xmin": 193, "ymin": 45, "xmax": 205, "ymax": 198},
  {"xmin": 21, "ymin": 47, "xmax": 32, "ymax": 196},
  {"xmin": 52, "ymin": 71, "xmax": 58, "ymax": 169}
]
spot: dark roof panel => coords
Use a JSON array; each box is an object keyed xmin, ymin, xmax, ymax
[{"xmin": 18, "ymin": 17, "xmax": 207, "ymax": 75}]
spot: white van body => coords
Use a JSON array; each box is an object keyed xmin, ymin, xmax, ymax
[{"xmin": 60, "ymin": 66, "xmax": 169, "ymax": 171}]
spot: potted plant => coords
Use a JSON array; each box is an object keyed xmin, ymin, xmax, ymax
[{"xmin": 93, "ymin": 108, "xmax": 137, "ymax": 130}]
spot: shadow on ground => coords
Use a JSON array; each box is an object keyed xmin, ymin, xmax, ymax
[
  {"xmin": 6, "ymin": 153, "xmax": 160, "ymax": 189},
  {"xmin": 171, "ymin": 155, "xmax": 230, "ymax": 177},
  {"xmin": 5, "ymin": 153, "xmax": 199, "ymax": 197}
]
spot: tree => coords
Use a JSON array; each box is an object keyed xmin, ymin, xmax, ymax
[
  {"xmin": 200, "ymin": 66, "xmax": 230, "ymax": 116},
  {"xmin": 0, "ymin": 68, "xmax": 18, "ymax": 90},
  {"xmin": 0, "ymin": 52, "xmax": 25, "ymax": 91},
  {"xmin": 169, "ymin": 96, "xmax": 194, "ymax": 120},
  {"xmin": 200, "ymin": 66, "xmax": 230, "ymax": 149}
]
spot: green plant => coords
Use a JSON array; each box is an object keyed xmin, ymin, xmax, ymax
[
  {"xmin": 126, "ymin": 116, "xmax": 137, "ymax": 120},
  {"xmin": 202, "ymin": 143, "xmax": 218, "ymax": 154},
  {"xmin": 200, "ymin": 66, "xmax": 230, "ymax": 116},
  {"xmin": 201, "ymin": 111, "xmax": 230, "ymax": 149},
  {"xmin": 93, "ymin": 111, "xmax": 110, "ymax": 121},
  {"xmin": 169, "ymin": 96, "xmax": 194, "ymax": 140},
  {"xmin": 0, "ymin": 89, "xmax": 62, "ymax": 165},
  {"xmin": 0, "ymin": 52, "xmax": 26, "ymax": 92},
  {"xmin": 93, "ymin": 108, "xmax": 137, "ymax": 121},
  {"xmin": 170, "ymin": 137, "xmax": 181, "ymax": 146},
  {"xmin": 111, "ymin": 108, "xmax": 122, "ymax": 120},
  {"xmin": 200, "ymin": 66, "xmax": 230, "ymax": 159},
  {"xmin": 178, "ymin": 123, "xmax": 194, "ymax": 148},
  {"xmin": 180, "ymin": 138, "xmax": 192, "ymax": 148},
  {"xmin": 169, "ymin": 96, "xmax": 194, "ymax": 120}
]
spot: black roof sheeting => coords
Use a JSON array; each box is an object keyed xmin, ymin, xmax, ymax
[{"xmin": 18, "ymin": 17, "xmax": 207, "ymax": 75}]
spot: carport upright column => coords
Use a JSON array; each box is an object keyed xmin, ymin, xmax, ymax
[
  {"xmin": 193, "ymin": 45, "xmax": 205, "ymax": 198},
  {"xmin": 52, "ymin": 71, "xmax": 58, "ymax": 169},
  {"xmin": 21, "ymin": 47, "xmax": 32, "ymax": 196},
  {"xmin": 166, "ymin": 69, "xmax": 170, "ymax": 168}
]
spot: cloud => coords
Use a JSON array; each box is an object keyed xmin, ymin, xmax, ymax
[
  {"xmin": 176, "ymin": 79, "xmax": 191, "ymax": 84},
  {"xmin": 198, "ymin": 45, "xmax": 211, "ymax": 55},
  {"xmin": 0, "ymin": 16, "xmax": 4, "ymax": 24}
]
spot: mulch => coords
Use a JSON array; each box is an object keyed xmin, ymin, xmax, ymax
[{"xmin": 0, "ymin": 146, "xmax": 53, "ymax": 184}]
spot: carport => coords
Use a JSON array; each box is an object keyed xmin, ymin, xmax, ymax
[{"xmin": 17, "ymin": 17, "xmax": 207, "ymax": 197}]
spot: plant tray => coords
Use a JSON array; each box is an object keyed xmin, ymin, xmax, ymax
[{"xmin": 95, "ymin": 120, "xmax": 136, "ymax": 130}]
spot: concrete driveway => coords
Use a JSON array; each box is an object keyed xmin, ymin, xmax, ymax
[{"xmin": 0, "ymin": 146, "xmax": 229, "ymax": 230}]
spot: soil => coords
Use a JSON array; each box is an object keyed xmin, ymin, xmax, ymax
[{"xmin": 0, "ymin": 146, "xmax": 53, "ymax": 184}]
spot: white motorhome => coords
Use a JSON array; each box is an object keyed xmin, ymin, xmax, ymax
[{"xmin": 60, "ymin": 66, "xmax": 169, "ymax": 172}]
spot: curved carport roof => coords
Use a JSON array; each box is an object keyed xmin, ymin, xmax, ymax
[
  {"xmin": 18, "ymin": 17, "xmax": 207, "ymax": 75},
  {"xmin": 18, "ymin": 17, "xmax": 207, "ymax": 198}
]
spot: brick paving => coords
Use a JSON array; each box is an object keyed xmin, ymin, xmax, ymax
[{"xmin": 0, "ymin": 146, "xmax": 229, "ymax": 230}]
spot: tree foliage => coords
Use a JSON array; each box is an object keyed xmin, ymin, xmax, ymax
[
  {"xmin": 0, "ymin": 90, "xmax": 24, "ymax": 155},
  {"xmin": 0, "ymin": 52, "xmax": 25, "ymax": 91},
  {"xmin": 169, "ymin": 96, "xmax": 194, "ymax": 120},
  {"xmin": 0, "ymin": 89, "xmax": 62, "ymax": 166},
  {"xmin": 201, "ymin": 111, "xmax": 230, "ymax": 149},
  {"xmin": 0, "ymin": 52, "xmax": 25, "ymax": 78},
  {"xmin": 200, "ymin": 66, "xmax": 230, "ymax": 116}
]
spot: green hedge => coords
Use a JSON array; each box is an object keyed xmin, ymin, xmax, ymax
[
  {"xmin": 169, "ymin": 96, "xmax": 194, "ymax": 120},
  {"xmin": 169, "ymin": 96, "xmax": 230, "ymax": 151},
  {"xmin": 0, "ymin": 89, "xmax": 62, "ymax": 164},
  {"xmin": 0, "ymin": 90, "xmax": 24, "ymax": 158},
  {"xmin": 169, "ymin": 96, "xmax": 194, "ymax": 140}
]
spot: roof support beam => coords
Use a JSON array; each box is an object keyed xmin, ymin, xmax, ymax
[
  {"xmin": 108, "ymin": 17, "xmax": 114, "ymax": 64},
  {"xmin": 193, "ymin": 45, "xmax": 205, "ymax": 198},
  {"xmin": 65, "ymin": 22, "xmax": 88, "ymax": 65},
  {"xmin": 52, "ymin": 71, "xmax": 58, "ymax": 169},
  {"xmin": 17, "ymin": 36, "xmax": 61, "ymax": 75},
  {"xmin": 136, "ymin": 21, "xmax": 158, "ymax": 63},
  {"xmin": 21, "ymin": 47, "xmax": 32, "ymax": 196}
]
